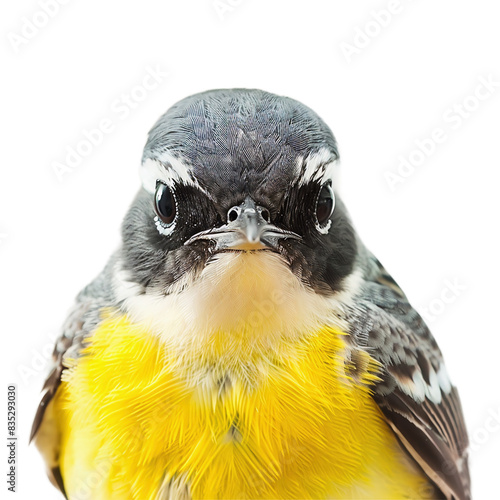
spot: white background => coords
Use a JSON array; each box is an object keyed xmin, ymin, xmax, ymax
[{"xmin": 1, "ymin": 1, "xmax": 499, "ymax": 498}]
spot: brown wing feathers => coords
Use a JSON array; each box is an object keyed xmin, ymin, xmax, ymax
[
  {"xmin": 358, "ymin": 259, "xmax": 472, "ymax": 499},
  {"xmin": 377, "ymin": 388, "xmax": 471, "ymax": 500}
]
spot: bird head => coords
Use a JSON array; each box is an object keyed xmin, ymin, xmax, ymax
[{"xmin": 119, "ymin": 89, "xmax": 358, "ymax": 310}]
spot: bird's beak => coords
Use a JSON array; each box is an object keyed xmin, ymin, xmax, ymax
[{"xmin": 184, "ymin": 197, "xmax": 300, "ymax": 251}]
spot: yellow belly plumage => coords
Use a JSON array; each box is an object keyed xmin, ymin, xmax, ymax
[{"xmin": 55, "ymin": 312, "xmax": 432, "ymax": 499}]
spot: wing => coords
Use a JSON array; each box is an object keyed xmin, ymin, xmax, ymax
[
  {"xmin": 349, "ymin": 252, "xmax": 471, "ymax": 500},
  {"xmin": 30, "ymin": 259, "xmax": 117, "ymax": 497}
]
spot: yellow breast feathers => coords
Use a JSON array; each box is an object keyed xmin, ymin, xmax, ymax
[{"xmin": 54, "ymin": 312, "xmax": 432, "ymax": 500}]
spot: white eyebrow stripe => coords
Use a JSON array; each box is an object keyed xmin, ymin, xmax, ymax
[
  {"xmin": 140, "ymin": 155, "xmax": 211, "ymax": 198},
  {"xmin": 296, "ymin": 147, "xmax": 339, "ymax": 187},
  {"xmin": 141, "ymin": 148, "xmax": 339, "ymax": 198}
]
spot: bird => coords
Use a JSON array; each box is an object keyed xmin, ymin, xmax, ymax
[{"xmin": 31, "ymin": 88, "xmax": 471, "ymax": 500}]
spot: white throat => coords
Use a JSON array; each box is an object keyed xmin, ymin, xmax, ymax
[{"xmin": 113, "ymin": 251, "xmax": 361, "ymax": 357}]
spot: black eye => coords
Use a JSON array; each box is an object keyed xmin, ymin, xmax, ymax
[
  {"xmin": 315, "ymin": 184, "xmax": 335, "ymax": 226},
  {"xmin": 154, "ymin": 182, "xmax": 176, "ymax": 225}
]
